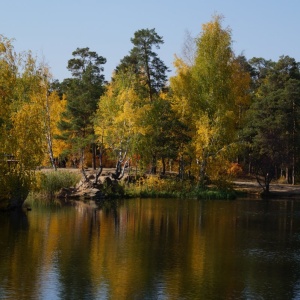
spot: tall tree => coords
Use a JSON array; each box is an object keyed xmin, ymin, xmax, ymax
[
  {"xmin": 59, "ymin": 47, "xmax": 106, "ymax": 171},
  {"xmin": 170, "ymin": 15, "xmax": 250, "ymax": 185},
  {"xmin": 244, "ymin": 56, "xmax": 300, "ymax": 188},
  {"xmin": 141, "ymin": 96, "xmax": 190, "ymax": 175},
  {"xmin": 94, "ymin": 67, "xmax": 148, "ymax": 179},
  {"xmin": 117, "ymin": 28, "xmax": 168, "ymax": 102},
  {"xmin": 0, "ymin": 36, "xmax": 55, "ymax": 208},
  {"xmin": 107, "ymin": 28, "xmax": 171, "ymax": 174},
  {"xmin": 284, "ymin": 79, "xmax": 300, "ymax": 184},
  {"xmin": 243, "ymin": 90, "xmax": 286, "ymax": 192}
]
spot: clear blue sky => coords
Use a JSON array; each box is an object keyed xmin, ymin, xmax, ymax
[{"xmin": 1, "ymin": 0, "xmax": 299, "ymax": 82}]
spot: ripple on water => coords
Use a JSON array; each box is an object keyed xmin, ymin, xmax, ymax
[{"xmin": 243, "ymin": 247, "xmax": 299, "ymax": 263}]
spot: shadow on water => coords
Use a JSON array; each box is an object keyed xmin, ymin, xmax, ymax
[
  {"xmin": 0, "ymin": 209, "xmax": 29, "ymax": 232},
  {"xmin": 0, "ymin": 210, "xmax": 30, "ymax": 300}
]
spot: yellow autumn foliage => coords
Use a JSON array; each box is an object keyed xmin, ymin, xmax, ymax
[
  {"xmin": 169, "ymin": 15, "xmax": 250, "ymax": 184},
  {"xmin": 10, "ymin": 100, "xmax": 45, "ymax": 168}
]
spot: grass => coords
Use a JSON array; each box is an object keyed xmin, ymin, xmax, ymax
[
  {"xmin": 123, "ymin": 175, "xmax": 237, "ymax": 200},
  {"xmin": 189, "ymin": 187, "xmax": 237, "ymax": 200},
  {"xmin": 24, "ymin": 170, "xmax": 81, "ymax": 207},
  {"xmin": 33, "ymin": 170, "xmax": 81, "ymax": 199}
]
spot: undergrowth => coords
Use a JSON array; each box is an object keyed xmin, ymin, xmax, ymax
[{"xmin": 123, "ymin": 175, "xmax": 236, "ymax": 200}]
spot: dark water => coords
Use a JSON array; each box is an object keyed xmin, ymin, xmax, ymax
[{"xmin": 1, "ymin": 198, "xmax": 300, "ymax": 299}]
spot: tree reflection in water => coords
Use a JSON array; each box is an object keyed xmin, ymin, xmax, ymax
[{"xmin": 0, "ymin": 198, "xmax": 300, "ymax": 299}]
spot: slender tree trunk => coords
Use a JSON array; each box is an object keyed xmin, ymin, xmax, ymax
[
  {"xmin": 292, "ymin": 158, "xmax": 295, "ymax": 185},
  {"xmin": 151, "ymin": 155, "xmax": 157, "ymax": 174},
  {"xmin": 44, "ymin": 91, "xmax": 56, "ymax": 171},
  {"xmin": 248, "ymin": 161, "xmax": 251, "ymax": 175},
  {"xmin": 161, "ymin": 157, "xmax": 166, "ymax": 175},
  {"xmin": 144, "ymin": 52, "xmax": 153, "ymax": 102},
  {"xmin": 178, "ymin": 155, "xmax": 185, "ymax": 180},
  {"xmin": 256, "ymin": 172, "xmax": 272, "ymax": 196},
  {"xmin": 292, "ymin": 97, "xmax": 296, "ymax": 185},
  {"xmin": 169, "ymin": 159, "xmax": 173, "ymax": 173},
  {"xmin": 94, "ymin": 147, "xmax": 104, "ymax": 184},
  {"xmin": 92, "ymin": 143, "xmax": 96, "ymax": 170},
  {"xmin": 112, "ymin": 150, "xmax": 129, "ymax": 180},
  {"xmin": 199, "ymin": 150, "xmax": 208, "ymax": 186},
  {"xmin": 80, "ymin": 148, "xmax": 88, "ymax": 181},
  {"xmin": 46, "ymin": 133, "xmax": 56, "ymax": 170}
]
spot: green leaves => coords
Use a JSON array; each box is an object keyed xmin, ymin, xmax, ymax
[
  {"xmin": 243, "ymin": 56, "xmax": 300, "ymax": 186},
  {"xmin": 117, "ymin": 28, "xmax": 169, "ymax": 102},
  {"xmin": 170, "ymin": 15, "xmax": 250, "ymax": 184},
  {"xmin": 58, "ymin": 47, "xmax": 106, "ymax": 163}
]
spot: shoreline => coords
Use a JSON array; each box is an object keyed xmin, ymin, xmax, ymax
[
  {"xmin": 40, "ymin": 167, "xmax": 300, "ymax": 199},
  {"xmin": 233, "ymin": 179, "xmax": 300, "ymax": 199}
]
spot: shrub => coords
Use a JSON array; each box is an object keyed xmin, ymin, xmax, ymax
[
  {"xmin": 123, "ymin": 175, "xmax": 234, "ymax": 199},
  {"xmin": 129, "ymin": 177, "xmax": 184, "ymax": 198},
  {"xmin": 0, "ymin": 168, "xmax": 32, "ymax": 210},
  {"xmin": 190, "ymin": 186, "xmax": 236, "ymax": 200},
  {"xmin": 228, "ymin": 163, "xmax": 243, "ymax": 177}
]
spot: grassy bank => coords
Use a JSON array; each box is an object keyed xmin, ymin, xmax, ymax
[
  {"xmin": 25, "ymin": 170, "xmax": 81, "ymax": 206},
  {"xmin": 123, "ymin": 176, "xmax": 237, "ymax": 200},
  {"xmin": 25, "ymin": 169, "xmax": 238, "ymax": 207}
]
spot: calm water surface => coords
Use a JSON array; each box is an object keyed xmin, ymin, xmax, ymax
[{"xmin": 1, "ymin": 198, "xmax": 300, "ymax": 299}]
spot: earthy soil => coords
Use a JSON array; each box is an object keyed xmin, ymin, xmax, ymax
[{"xmin": 233, "ymin": 179, "xmax": 300, "ymax": 198}]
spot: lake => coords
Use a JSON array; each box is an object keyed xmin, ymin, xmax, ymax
[{"xmin": 1, "ymin": 197, "xmax": 300, "ymax": 299}]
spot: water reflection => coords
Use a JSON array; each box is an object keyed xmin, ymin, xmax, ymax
[{"xmin": 1, "ymin": 198, "xmax": 300, "ymax": 299}]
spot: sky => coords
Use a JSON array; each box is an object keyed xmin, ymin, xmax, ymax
[{"xmin": 1, "ymin": 0, "xmax": 300, "ymax": 82}]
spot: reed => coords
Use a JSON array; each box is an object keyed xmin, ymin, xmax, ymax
[{"xmin": 34, "ymin": 170, "xmax": 81, "ymax": 198}]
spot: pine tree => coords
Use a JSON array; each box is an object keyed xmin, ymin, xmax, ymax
[{"xmin": 58, "ymin": 47, "xmax": 106, "ymax": 170}]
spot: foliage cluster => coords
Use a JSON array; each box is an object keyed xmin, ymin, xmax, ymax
[{"xmin": 124, "ymin": 175, "xmax": 191, "ymax": 198}]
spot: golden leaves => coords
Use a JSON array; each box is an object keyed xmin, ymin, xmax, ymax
[{"xmin": 10, "ymin": 100, "xmax": 45, "ymax": 168}]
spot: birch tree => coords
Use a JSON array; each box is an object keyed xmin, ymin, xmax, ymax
[{"xmin": 170, "ymin": 15, "xmax": 250, "ymax": 185}]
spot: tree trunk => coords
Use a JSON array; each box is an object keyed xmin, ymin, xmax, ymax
[
  {"xmin": 179, "ymin": 155, "xmax": 184, "ymax": 180},
  {"xmin": 199, "ymin": 153, "xmax": 207, "ymax": 186},
  {"xmin": 151, "ymin": 155, "xmax": 157, "ymax": 174},
  {"xmin": 80, "ymin": 148, "xmax": 88, "ymax": 181},
  {"xmin": 145, "ymin": 53, "xmax": 153, "ymax": 102},
  {"xmin": 256, "ymin": 171, "xmax": 273, "ymax": 196},
  {"xmin": 292, "ymin": 162, "xmax": 295, "ymax": 185},
  {"xmin": 112, "ymin": 150, "xmax": 129, "ymax": 180},
  {"xmin": 94, "ymin": 148, "xmax": 104, "ymax": 184},
  {"xmin": 45, "ymin": 92, "xmax": 56, "ymax": 171},
  {"xmin": 92, "ymin": 143, "xmax": 96, "ymax": 170},
  {"xmin": 161, "ymin": 157, "xmax": 166, "ymax": 175},
  {"xmin": 292, "ymin": 95, "xmax": 296, "ymax": 185}
]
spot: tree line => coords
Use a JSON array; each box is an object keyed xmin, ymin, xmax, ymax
[{"xmin": 1, "ymin": 15, "xmax": 300, "ymax": 199}]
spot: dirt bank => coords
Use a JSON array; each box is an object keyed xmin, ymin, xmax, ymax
[{"xmin": 233, "ymin": 179, "xmax": 300, "ymax": 198}]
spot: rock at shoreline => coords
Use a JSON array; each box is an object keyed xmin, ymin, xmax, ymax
[{"xmin": 56, "ymin": 172, "xmax": 120, "ymax": 200}]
